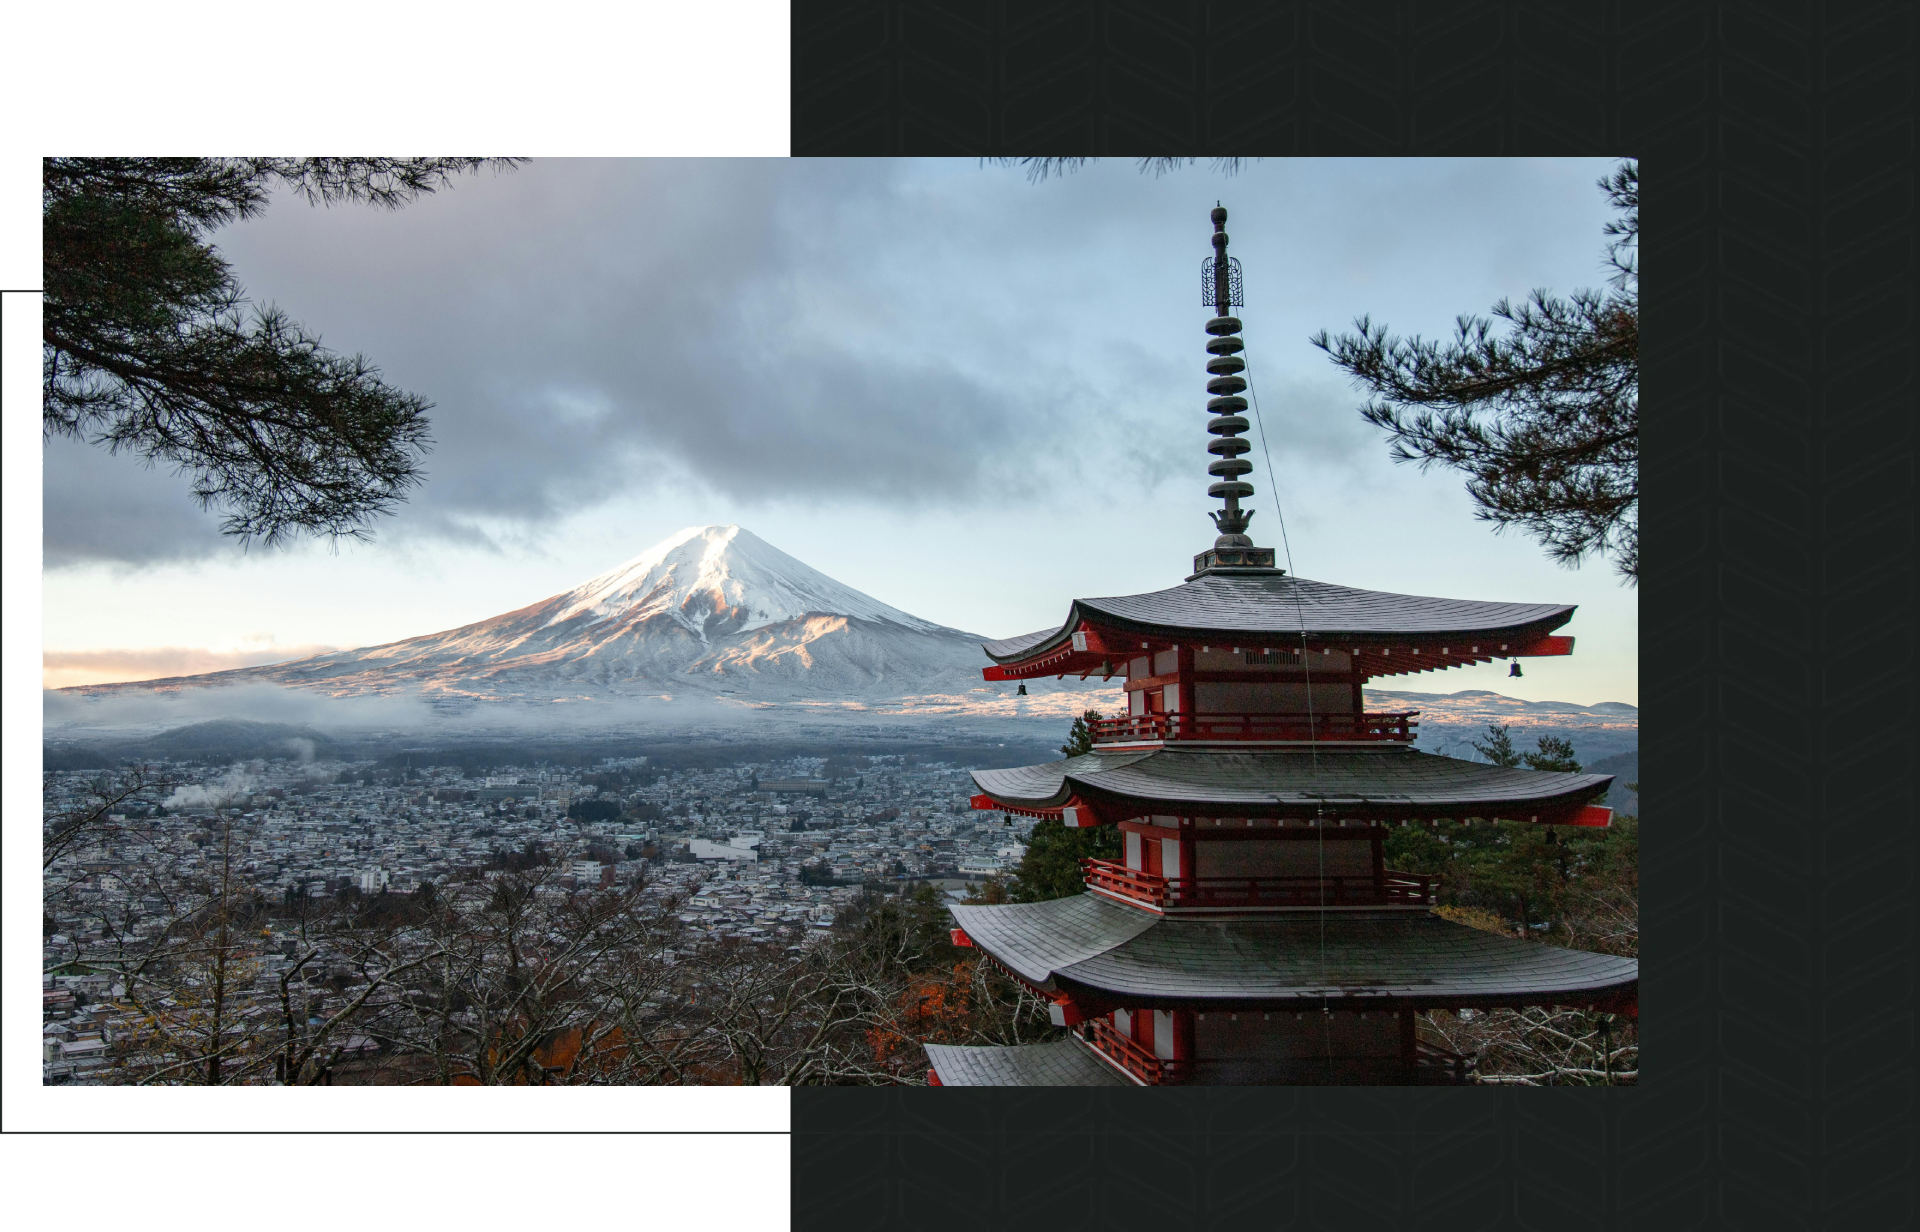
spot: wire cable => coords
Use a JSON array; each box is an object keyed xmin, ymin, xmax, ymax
[{"xmin": 1239, "ymin": 314, "xmax": 1336, "ymax": 1076}]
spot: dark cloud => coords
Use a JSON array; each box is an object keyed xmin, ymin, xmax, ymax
[
  {"xmin": 43, "ymin": 157, "xmax": 1616, "ymax": 567},
  {"xmin": 42, "ymin": 435, "xmax": 237, "ymax": 568},
  {"xmin": 44, "ymin": 160, "xmax": 1102, "ymax": 564}
]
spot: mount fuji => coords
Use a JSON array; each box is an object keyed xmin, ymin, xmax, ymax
[{"xmin": 59, "ymin": 526, "xmax": 1111, "ymax": 725}]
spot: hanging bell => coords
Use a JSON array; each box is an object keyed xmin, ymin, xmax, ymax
[
  {"xmin": 1016, "ymin": 683, "xmax": 1028, "ymax": 696},
  {"xmin": 1509, "ymin": 661, "xmax": 1523, "ymax": 678}
]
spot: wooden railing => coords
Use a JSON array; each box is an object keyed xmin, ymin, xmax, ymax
[
  {"xmin": 1081, "ymin": 858, "xmax": 1437, "ymax": 910},
  {"xmin": 1414, "ymin": 1039, "xmax": 1474, "ymax": 1084},
  {"xmin": 1384, "ymin": 871, "xmax": 1440, "ymax": 906},
  {"xmin": 1088, "ymin": 1018, "xmax": 1471, "ymax": 1086},
  {"xmin": 1090, "ymin": 711, "xmax": 1418, "ymax": 744},
  {"xmin": 1087, "ymin": 1018, "xmax": 1176, "ymax": 1085},
  {"xmin": 1080, "ymin": 859, "xmax": 1171, "ymax": 906}
]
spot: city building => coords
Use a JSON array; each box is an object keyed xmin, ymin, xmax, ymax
[
  {"xmin": 688, "ymin": 838, "xmax": 760, "ymax": 863},
  {"xmin": 928, "ymin": 207, "xmax": 1638, "ymax": 1088},
  {"xmin": 760, "ymin": 778, "xmax": 830, "ymax": 797}
]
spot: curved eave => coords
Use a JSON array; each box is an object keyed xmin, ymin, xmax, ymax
[
  {"xmin": 983, "ymin": 591, "xmax": 1582, "ymax": 675},
  {"xmin": 952, "ymin": 897, "xmax": 1638, "ymax": 1012},
  {"xmin": 970, "ymin": 748, "xmax": 1612, "ymax": 826},
  {"xmin": 1077, "ymin": 605, "xmax": 1576, "ymax": 659},
  {"xmin": 980, "ymin": 627, "xmax": 1059, "ymax": 661}
]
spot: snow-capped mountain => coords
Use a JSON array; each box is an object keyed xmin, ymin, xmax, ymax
[
  {"xmin": 542, "ymin": 525, "xmax": 945, "ymax": 639},
  {"xmin": 62, "ymin": 526, "xmax": 1109, "ymax": 720}
]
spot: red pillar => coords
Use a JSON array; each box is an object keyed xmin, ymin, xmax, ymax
[
  {"xmin": 1175, "ymin": 643, "xmax": 1195, "ymax": 736},
  {"xmin": 1172, "ymin": 1009, "xmax": 1195, "ymax": 1085}
]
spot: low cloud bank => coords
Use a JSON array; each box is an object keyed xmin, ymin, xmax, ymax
[
  {"xmin": 41, "ymin": 681, "xmax": 1047, "ymax": 742},
  {"xmin": 43, "ymin": 645, "xmax": 341, "ymax": 690},
  {"xmin": 44, "ymin": 683, "xmax": 443, "ymax": 734}
]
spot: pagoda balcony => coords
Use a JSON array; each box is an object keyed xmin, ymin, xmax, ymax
[
  {"xmin": 1080, "ymin": 858, "xmax": 1438, "ymax": 911},
  {"xmin": 1087, "ymin": 1018, "xmax": 1183, "ymax": 1085},
  {"xmin": 1089, "ymin": 711, "xmax": 1418, "ymax": 745},
  {"xmin": 1413, "ymin": 1039, "xmax": 1476, "ymax": 1085},
  {"xmin": 1087, "ymin": 1017, "xmax": 1473, "ymax": 1086}
]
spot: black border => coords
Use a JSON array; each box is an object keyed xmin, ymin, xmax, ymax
[{"xmin": 791, "ymin": 2, "xmax": 1918, "ymax": 1227}]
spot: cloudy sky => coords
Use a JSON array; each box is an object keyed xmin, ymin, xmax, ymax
[{"xmin": 41, "ymin": 156, "xmax": 1637, "ymax": 704}]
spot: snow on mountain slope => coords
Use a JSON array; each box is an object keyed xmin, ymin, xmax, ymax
[
  {"xmin": 545, "ymin": 525, "xmax": 942, "ymax": 638},
  {"xmin": 60, "ymin": 526, "xmax": 1102, "ymax": 715}
]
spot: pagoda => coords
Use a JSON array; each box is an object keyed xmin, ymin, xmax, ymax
[{"xmin": 926, "ymin": 207, "xmax": 1637, "ymax": 1087}]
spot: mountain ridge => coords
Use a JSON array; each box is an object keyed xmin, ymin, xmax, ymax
[
  {"xmin": 56, "ymin": 526, "xmax": 1099, "ymax": 717},
  {"xmin": 49, "ymin": 528, "xmax": 1633, "ymax": 757}
]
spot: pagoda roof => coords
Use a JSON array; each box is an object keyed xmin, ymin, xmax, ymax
[
  {"xmin": 971, "ymin": 745, "xmax": 1611, "ymax": 824},
  {"xmin": 950, "ymin": 896, "xmax": 1637, "ymax": 1010},
  {"xmin": 982, "ymin": 572, "xmax": 1574, "ymax": 665},
  {"xmin": 925, "ymin": 1038, "xmax": 1131, "ymax": 1087}
]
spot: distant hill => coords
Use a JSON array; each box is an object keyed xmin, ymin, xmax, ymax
[
  {"xmin": 145, "ymin": 719, "xmax": 335, "ymax": 758},
  {"xmin": 46, "ymin": 719, "xmax": 341, "ymax": 765},
  {"xmin": 1584, "ymin": 749, "xmax": 1639, "ymax": 815},
  {"xmin": 1370, "ymin": 687, "xmax": 1638, "ymax": 766},
  {"xmin": 42, "ymin": 746, "xmax": 122, "ymax": 772}
]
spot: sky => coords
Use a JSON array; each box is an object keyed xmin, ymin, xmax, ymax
[{"xmin": 40, "ymin": 156, "xmax": 1637, "ymax": 705}]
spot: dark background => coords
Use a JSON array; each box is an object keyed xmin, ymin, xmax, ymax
[{"xmin": 790, "ymin": 2, "xmax": 1917, "ymax": 1228}]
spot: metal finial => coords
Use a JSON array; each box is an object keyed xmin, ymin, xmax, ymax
[
  {"xmin": 1203, "ymin": 208, "xmax": 1242, "ymax": 312},
  {"xmin": 1189, "ymin": 204, "xmax": 1279, "ymax": 581}
]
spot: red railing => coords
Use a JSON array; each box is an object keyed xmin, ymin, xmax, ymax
[
  {"xmin": 1080, "ymin": 859, "xmax": 1170, "ymax": 905},
  {"xmin": 1090, "ymin": 711, "xmax": 1419, "ymax": 744},
  {"xmin": 1081, "ymin": 858, "xmax": 1437, "ymax": 910},
  {"xmin": 1088, "ymin": 1018, "xmax": 1173, "ymax": 1085}
]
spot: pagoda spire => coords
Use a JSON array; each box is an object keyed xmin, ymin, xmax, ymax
[{"xmin": 1191, "ymin": 204, "xmax": 1281, "ymax": 579}]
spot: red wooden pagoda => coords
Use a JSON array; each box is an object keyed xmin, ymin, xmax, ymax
[{"xmin": 926, "ymin": 207, "xmax": 1637, "ymax": 1087}]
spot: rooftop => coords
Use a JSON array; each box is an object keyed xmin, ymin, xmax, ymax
[
  {"xmin": 970, "ymin": 745, "xmax": 1612, "ymax": 825},
  {"xmin": 926, "ymin": 1037, "xmax": 1131, "ymax": 1087},
  {"xmin": 982, "ymin": 572, "xmax": 1574, "ymax": 669},
  {"xmin": 950, "ymin": 895, "xmax": 1637, "ymax": 1011}
]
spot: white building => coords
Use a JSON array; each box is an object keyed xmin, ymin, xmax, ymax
[{"xmin": 689, "ymin": 839, "xmax": 759, "ymax": 863}]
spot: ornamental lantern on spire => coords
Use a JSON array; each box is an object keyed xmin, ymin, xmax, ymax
[
  {"xmin": 926, "ymin": 207, "xmax": 1636, "ymax": 1088},
  {"xmin": 1192, "ymin": 203, "xmax": 1279, "ymax": 578}
]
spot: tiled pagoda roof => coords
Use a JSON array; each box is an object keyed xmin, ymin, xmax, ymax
[
  {"xmin": 981, "ymin": 572, "xmax": 1574, "ymax": 664},
  {"xmin": 970, "ymin": 745, "xmax": 1612, "ymax": 822},
  {"xmin": 950, "ymin": 896, "xmax": 1638, "ymax": 1010},
  {"xmin": 925, "ymin": 1038, "xmax": 1131, "ymax": 1087}
]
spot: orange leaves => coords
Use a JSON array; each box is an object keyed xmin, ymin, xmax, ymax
[{"xmin": 867, "ymin": 959, "xmax": 979, "ymax": 1064}]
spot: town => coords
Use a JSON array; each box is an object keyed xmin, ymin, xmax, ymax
[{"xmin": 42, "ymin": 750, "xmax": 1034, "ymax": 1083}]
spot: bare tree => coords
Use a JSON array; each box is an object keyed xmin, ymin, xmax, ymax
[
  {"xmin": 1422, "ymin": 1007, "xmax": 1637, "ymax": 1086},
  {"xmin": 43, "ymin": 764, "xmax": 180, "ymax": 872}
]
